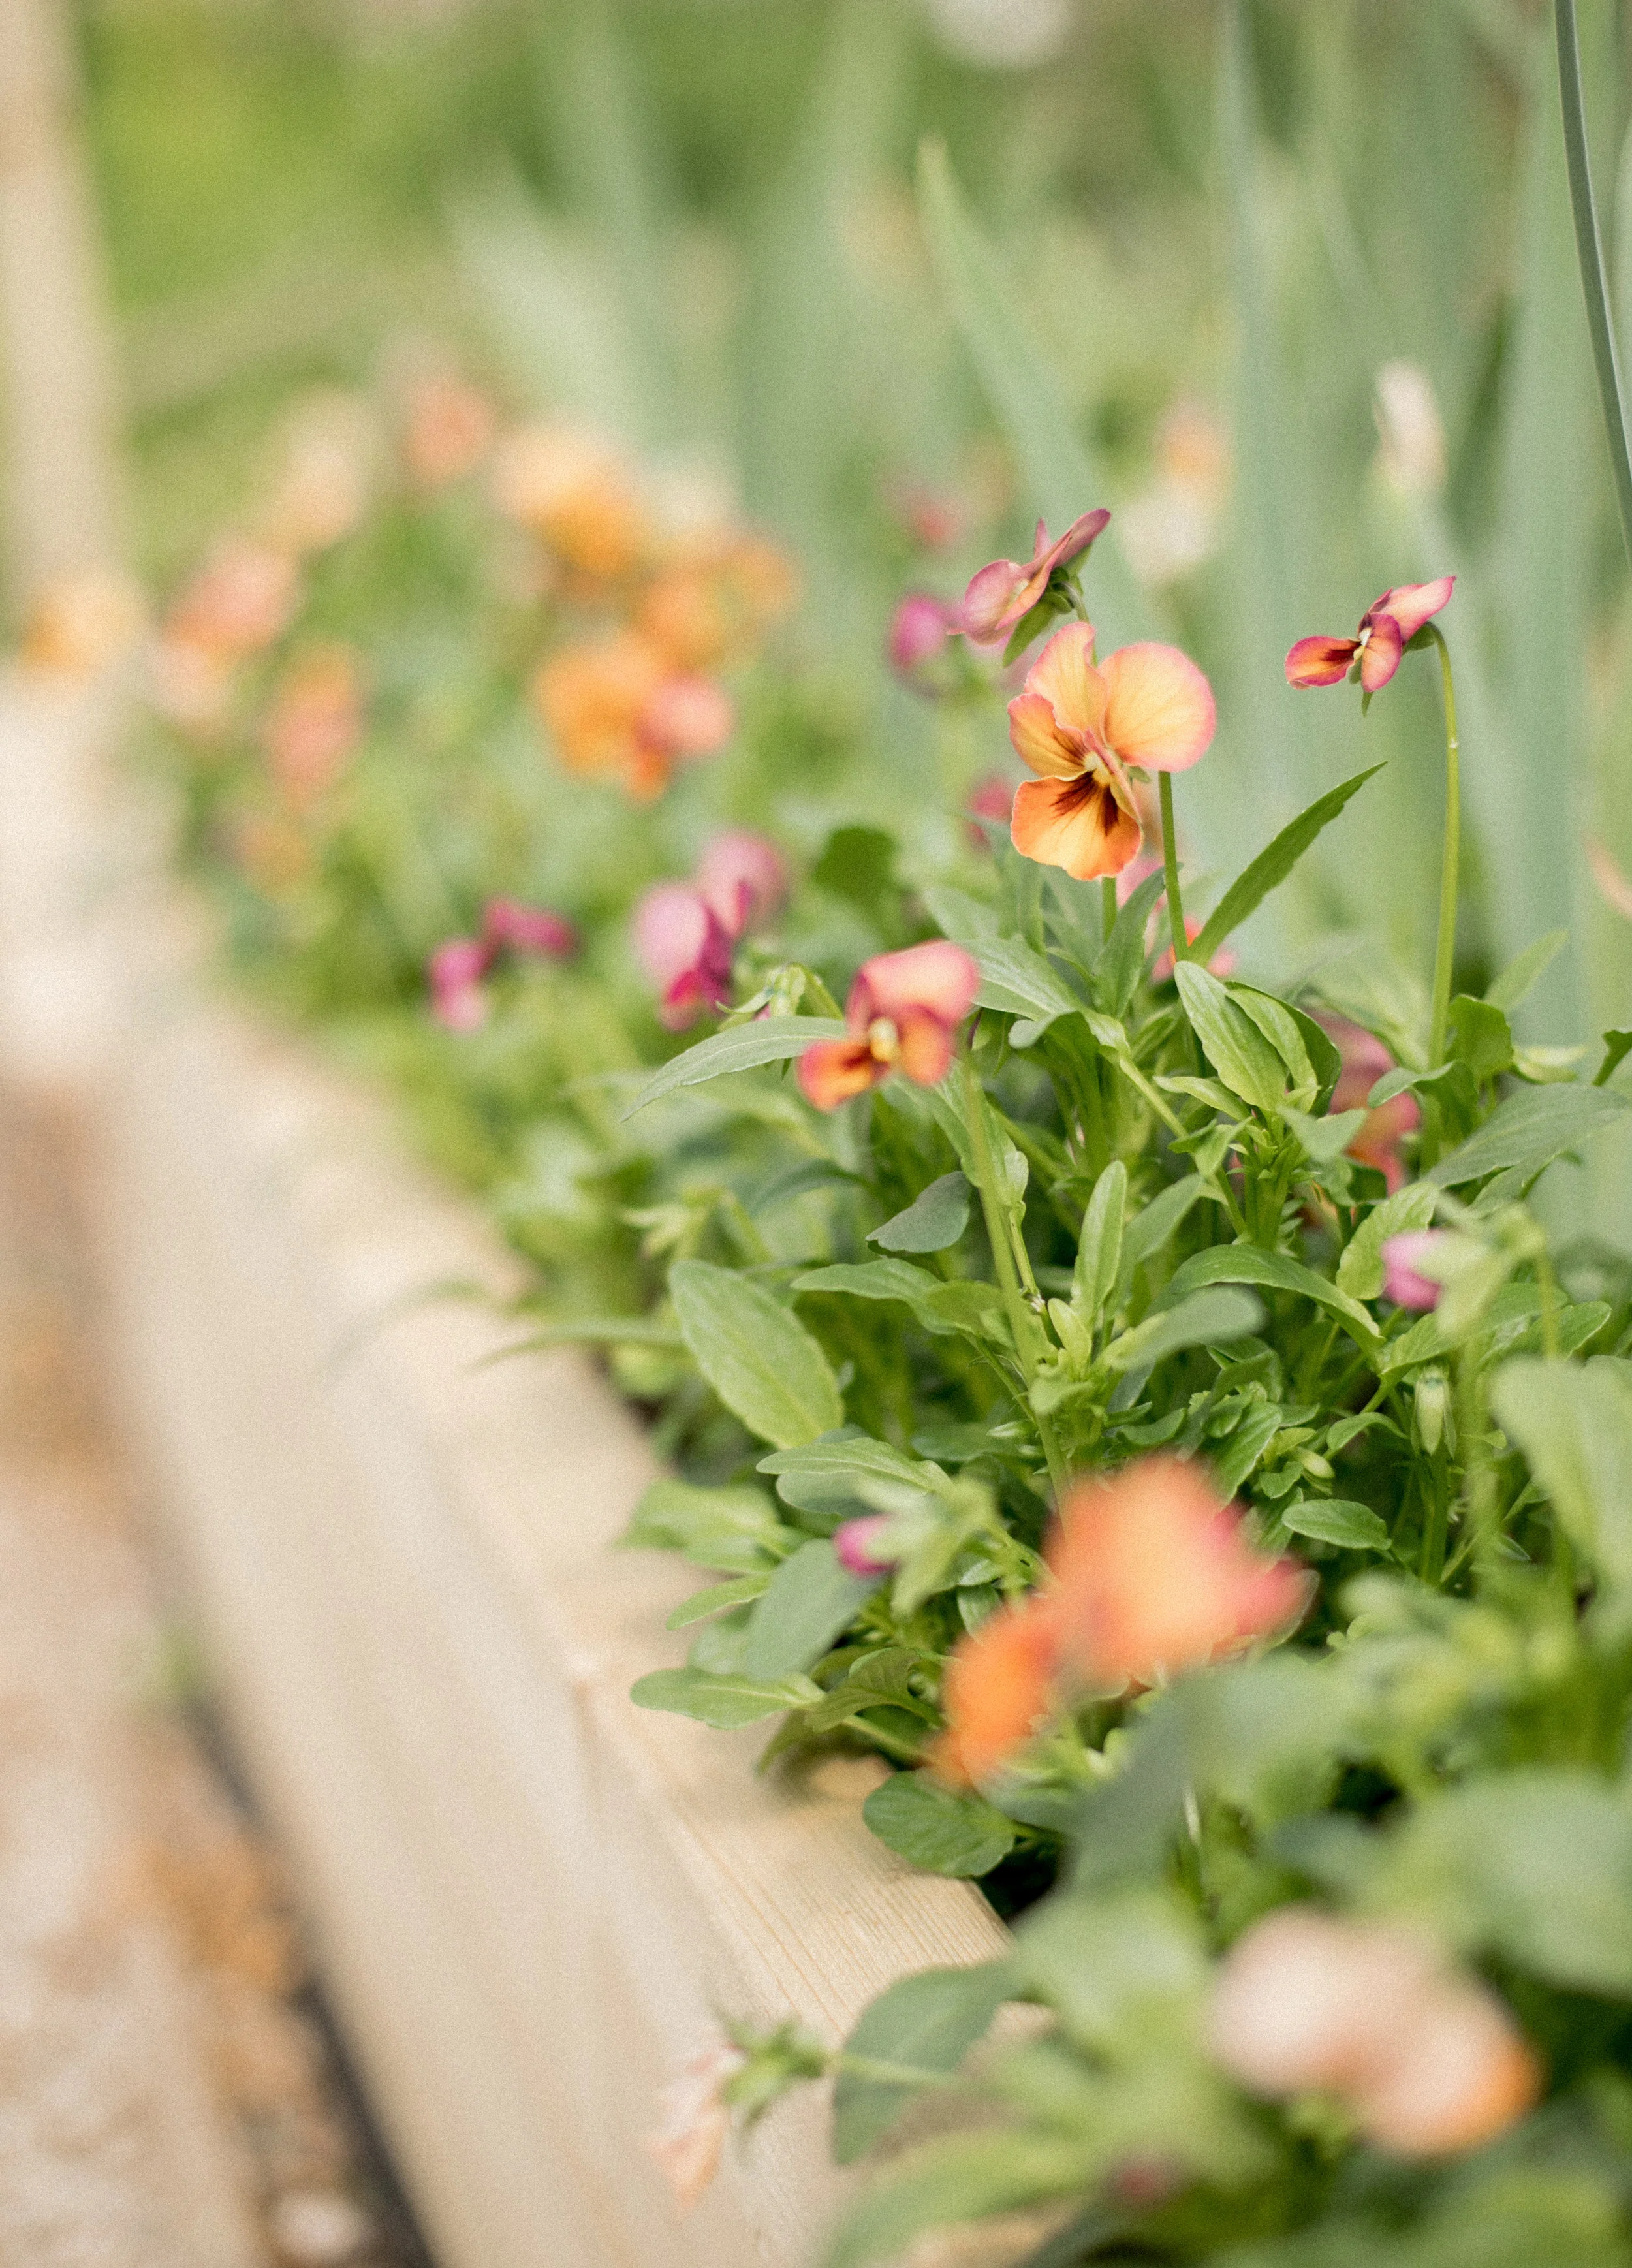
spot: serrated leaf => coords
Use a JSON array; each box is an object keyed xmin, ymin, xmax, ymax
[
  {"xmin": 670, "ymin": 1259, "xmax": 843, "ymax": 1446},
  {"xmin": 629, "ymin": 1665, "xmax": 817, "ymax": 1728},
  {"xmin": 862, "ymin": 1770, "xmax": 1016, "ymax": 1877},
  {"xmin": 1188, "ymin": 767, "xmax": 1385, "ymax": 968},
  {"xmin": 973, "ymin": 937, "xmax": 1083, "ymax": 1032},
  {"xmin": 1278, "ymin": 1498, "xmax": 1391, "ymax": 1552},
  {"xmin": 868, "ymin": 1171, "xmax": 971, "ymax": 1253},
  {"xmin": 1095, "ymin": 868, "xmax": 1167, "ymax": 1015},
  {"xmin": 620, "ymin": 1477, "xmax": 788, "ymax": 1571},
  {"xmin": 665, "ymin": 1574, "xmax": 771, "ymax": 1628},
  {"xmin": 834, "ymin": 1961, "xmax": 1016, "ymax": 2164},
  {"xmin": 1447, "ymin": 994, "xmax": 1516, "ymax": 1083},
  {"xmin": 743, "ymin": 1538, "xmax": 880, "ymax": 1678},
  {"xmin": 1120, "ymin": 1176, "xmax": 1208, "ymax": 1287},
  {"xmin": 621, "ymin": 1017, "xmax": 851, "ymax": 1118},
  {"xmin": 759, "ymin": 1434, "xmax": 954, "ymax": 1511}
]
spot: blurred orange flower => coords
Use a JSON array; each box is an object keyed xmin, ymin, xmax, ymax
[
  {"xmin": 19, "ymin": 569, "xmax": 146, "ymax": 679},
  {"xmin": 262, "ymin": 646, "xmax": 365, "ymax": 809},
  {"xmin": 533, "ymin": 631, "xmax": 733, "ymax": 800},
  {"xmin": 166, "ymin": 539, "xmax": 300, "ymax": 661},
  {"xmin": 493, "ymin": 424, "xmax": 650, "ymax": 580},
  {"xmin": 403, "ymin": 375, "xmax": 496, "ymax": 488}
]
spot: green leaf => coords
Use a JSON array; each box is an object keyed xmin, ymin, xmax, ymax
[
  {"xmin": 1447, "ymin": 994, "xmax": 1517, "ymax": 1082},
  {"xmin": 1594, "ymin": 1029, "xmax": 1632, "ymax": 1086},
  {"xmin": 665, "ymin": 1574, "xmax": 770, "ymax": 1628},
  {"xmin": 620, "ymin": 1478, "xmax": 788, "ymax": 1572},
  {"xmin": 973, "ymin": 937, "xmax": 1084, "ymax": 1033},
  {"xmin": 749, "ymin": 1157, "xmax": 864, "ymax": 1216},
  {"xmin": 629, "ymin": 1665, "xmax": 818, "ymax": 1728},
  {"xmin": 744, "ymin": 1538, "xmax": 880, "ymax": 1678},
  {"xmin": 1074, "ymin": 1161, "xmax": 1126, "ymax": 1323},
  {"xmin": 834, "ymin": 1961, "xmax": 1016, "ymax": 2164},
  {"xmin": 495, "ymin": 1315, "xmax": 684, "ymax": 1351},
  {"xmin": 1278, "ymin": 1498, "xmax": 1391, "ymax": 1552},
  {"xmin": 811, "ymin": 825, "xmax": 897, "ymax": 912},
  {"xmin": 1336, "ymin": 1182, "xmax": 1439, "ymax": 1302},
  {"xmin": 868, "ymin": 1172, "xmax": 971, "ymax": 1254},
  {"xmin": 920, "ymin": 883, "xmax": 1001, "ymax": 947},
  {"xmin": 823, "ymin": 2128, "xmax": 1100, "ymax": 2268},
  {"xmin": 1102, "ymin": 1285, "xmax": 1264, "ymax": 1374},
  {"xmin": 1093, "ymin": 868, "xmax": 1167, "ymax": 1015},
  {"xmin": 670, "ymin": 1259, "xmax": 843, "ymax": 1447},
  {"xmin": 759, "ymin": 1433, "xmax": 952, "ymax": 1512},
  {"xmin": 1163, "ymin": 1245, "xmax": 1378, "ymax": 1346},
  {"xmin": 1486, "ymin": 928, "xmax": 1569, "ymax": 1013},
  {"xmin": 862, "ymin": 1771, "xmax": 1016, "ymax": 1877},
  {"xmin": 1280, "ymin": 1104, "xmax": 1367, "ymax": 1166},
  {"xmin": 1211, "ymin": 1402, "xmax": 1287, "ymax": 1495},
  {"xmin": 621, "ymin": 1018, "xmax": 851, "ymax": 1118},
  {"xmin": 1188, "ymin": 768, "xmax": 1385, "ymax": 968},
  {"xmin": 1426, "ymin": 1082, "xmax": 1632, "ymax": 1188},
  {"xmin": 1491, "ymin": 1357, "xmax": 1632, "ymax": 1591},
  {"xmin": 794, "ymin": 1259, "xmax": 1009, "ymax": 1345},
  {"xmin": 1174, "ymin": 964, "xmax": 1296, "ymax": 1114},
  {"xmin": 1120, "ymin": 1176, "xmax": 1208, "ymax": 1285}
]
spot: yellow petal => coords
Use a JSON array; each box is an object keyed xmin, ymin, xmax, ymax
[{"xmin": 1011, "ymin": 775, "xmax": 1144, "ymax": 880}]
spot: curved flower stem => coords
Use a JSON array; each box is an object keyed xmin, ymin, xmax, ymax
[
  {"xmin": 1424, "ymin": 623, "xmax": 1461, "ymax": 1069},
  {"xmin": 1556, "ymin": 0, "xmax": 1632, "ymax": 566},
  {"xmin": 960, "ymin": 1052, "xmax": 1069, "ymax": 1501},
  {"xmin": 1158, "ymin": 772, "xmax": 1187, "ymax": 966},
  {"xmin": 1101, "ymin": 877, "xmax": 1118, "ymax": 945}
]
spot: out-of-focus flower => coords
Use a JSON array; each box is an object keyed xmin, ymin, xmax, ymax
[
  {"xmin": 834, "ymin": 1515, "xmax": 899, "ymax": 1576},
  {"xmin": 885, "ymin": 478, "xmax": 964, "ymax": 553},
  {"xmin": 1048, "ymin": 1458, "xmax": 1311, "ymax": 1695},
  {"xmin": 693, "ymin": 831, "xmax": 787, "ymax": 934},
  {"xmin": 1586, "ymin": 836, "xmax": 1632, "ymax": 924},
  {"xmin": 1287, "ymin": 577, "xmax": 1454, "ymax": 695},
  {"xmin": 167, "ymin": 539, "xmax": 300, "ymax": 661},
  {"xmin": 403, "ymin": 374, "xmax": 496, "ymax": 487},
  {"xmin": 428, "ymin": 937, "xmax": 492, "ymax": 1032},
  {"xmin": 640, "ymin": 568, "xmax": 732, "ymax": 672},
  {"xmin": 965, "ymin": 772, "xmax": 1016, "ymax": 849},
  {"xmin": 19, "ymin": 569, "xmax": 146, "ymax": 678},
  {"xmin": 1007, "ymin": 622, "xmax": 1216, "ymax": 881},
  {"xmin": 930, "ymin": 1598, "xmax": 1063, "ymax": 1788},
  {"xmin": 920, "ymin": 0, "xmax": 1072, "ymax": 70},
  {"xmin": 798, "ymin": 942, "xmax": 981, "ymax": 1111},
  {"xmin": 962, "ymin": 509, "xmax": 1110, "ymax": 647},
  {"xmin": 148, "ymin": 637, "xmax": 236, "ymax": 733},
  {"xmin": 262, "ymin": 646, "xmax": 364, "ymax": 809},
  {"xmin": 482, "ymin": 896, "xmax": 577, "ymax": 959},
  {"xmin": 1209, "ymin": 1908, "xmax": 1539, "ymax": 2156},
  {"xmin": 647, "ymin": 2030, "xmax": 748, "ymax": 2212},
  {"xmin": 1374, "ymin": 362, "xmax": 1447, "ymax": 501},
  {"xmin": 633, "ymin": 883, "xmax": 737, "ymax": 1031},
  {"xmin": 534, "ymin": 632, "xmax": 733, "ymax": 801},
  {"xmin": 492, "ymin": 424, "xmax": 649, "ymax": 580},
  {"xmin": 1319, "ymin": 1015, "xmax": 1420, "ymax": 1192},
  {"xmin": 1118, "ymin": 401, "xmax": 1231, "ymax": 588},
  {"xmin": 259, "ymin": 395, "xmax": 375, "ymax": 556},
  {"xmin": 1381, "ymin": 1230, "xmax": 1449, "ymax": 1312},
  {"xmin": 888, "ymin": 593, "xmax": 958, "ymax": 689}
]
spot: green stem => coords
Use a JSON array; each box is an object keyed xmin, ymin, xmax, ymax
[
  {"xmin": 1556, "ymin": 0, "xmax": 1632, "ymax": 567},
  {"xmin": 1425, "ymin": 623, "xmax": 1461, "ymax": 1069},
  {"xmin": 1101, "ymin": 876, "xmax": 1118, "ymax": 945},
  {"xmin": 1538, "ymin": 1249, "xmax": 1562, "ymax": 1359},
  {"xmin": 1158, "ymin": 771, "xmax": 1187, "ymax": 966}
]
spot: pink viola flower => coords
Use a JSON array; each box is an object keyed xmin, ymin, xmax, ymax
[
  {"xmin": 482, "ymin": 896, "xmax": 578, "ymax": 960},
  {"xmin": 1209, "ymin": 1908, "xmax": 1539, "ymax": 2158},
  {"xmin": 962, "ymin": 510, "xmax": 1110, "ymax": 648},
  {"xmin": 693, "ymin": 830, "xmax": 788, "ymax": 935},
  {"xmin": 647, "ymin": 2030, "xmax": 748, "ymax": 2212},
  {"xmin": 798, "ymin": 942, "xmax": 980, "ymax": 1112},
  {"xmin": 888, "ymin": 592, "xmax": 958, "ymax": 687},
  {"xmin": 1321, "ymin": 1015, "xmax": 1420, "ymax": 1193},
  {"xmin": 833, "ymin": 1515, "xmax": 899, "ymax": 1577},
  {"xmin": 1286, "ymin": 576, "xmax": 1455, "ymax": 696},
  {"xmin": 642, "ymin": 674, "xmax": 735, "ymax": 763},
  {"xmin": 428, "ymin": 937, "xmax": 492, "ymax": 1032},
  {"xmin": 1007, "ymin": 622, "xmax": 1216, "ymax": 882},
  {"xmin": 634, "ymin": 883, "xmax": 736, "ymax": 1031},
  {"xmin": 1381, "ymin": 1229, "xmax": 1450, "ymax": 1312}
]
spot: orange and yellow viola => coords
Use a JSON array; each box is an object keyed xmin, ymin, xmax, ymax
[
  {"xmin": 1285, "ymin": 575, "xmax": 1454, "ymax": 694},
  {"xmin": 798, "ymin": 942, "xmax": 979, "ymax": 1112}
]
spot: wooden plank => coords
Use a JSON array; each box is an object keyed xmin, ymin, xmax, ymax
[{"xmin": 95, "ymin": 937, "xmax": 1007, "ymax": 2268}]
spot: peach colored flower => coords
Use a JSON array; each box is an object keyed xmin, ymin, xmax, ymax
[
  {"xmin": 638, "ymin": 568, "xmax": 731, "ymax": 672},
  {"xmin": 148, "ymin": 636, "xmax": 236, "ymax": 733},
  {"xmin": 1586, "ymin": 836, "xmax": 1632, "ymax": 924},
  {"xmin": 167, "ymin": 539, "xmax": 300, "ymax": 661},
  {"xmin": 1286, "ymin": 576, "xmax": 1454, "ymax": 695},
  {"xmin": 19, "ymin": 569, "xmax": 146, "ymax": 678},
  {"xmin": 1320, "ymin": 1015, "xmax": 1419, "ymax": 1193},
  {"xmin": 1007, "ymin": 622, "xmax": 1216, "ymax": 882},
  {"xmin": 648, "ymin": 2032, "xmax": 747, "ymax": 2211},
  {"xmin": 1047, "ymin": 1458, "xmax": 1310, "ymax": 1693},
  {"xmin": 259, "ymin": 396, "xmax": 374, "ymax": 557},
  {"xmin": 961, "ymin": 509, "xmax": 1110, "ymax": 646},
  {"xmin": 533, "ymin": 632, "xmax": 732, "ymax": 800},
  {"xmin": 492, "ymin": 424, "xmax": 649, "ymax": 580},
  {"xmin": 262, "ymin": 646, "xmax": 364, "ymax": 809},
  {"xmin": 403, "ymin": 375, "xmax": 496, "ymax": 488},
  {"xmin": 1209, "ymin": 1908, "xmax": 1539, "ymax": 2157},
  {"xmin": 930, "ymin": 1598, "xmax": 1065, "ymax": 1788},
  {"xmin": 798, "ymin": 942, "xmax": 980, "ymax": 1111}
]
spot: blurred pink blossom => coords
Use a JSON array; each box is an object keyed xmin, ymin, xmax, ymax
[
  {"xmin": 647, "ymin": 2032, "xmax": 747, "ymax": 2212},
  {"xmin": 887, "ymin": 593, "xmax": 958, "ymax": 687},
  {"xmin": 694, "ymin": 830, "xmax": 788, "ymax": 934},
  {"xmin": 428, "ymin": 937, "xmax": 492, "ymax": 1032},
  {"xmin": 482, "ymin": 897, "xmax": 578, "ymax": 959},
  {"xmin": 634, "ymin": 883, "xmax": 736, "ymax": 1031},
  {"xmin": 833, "ymin": 1515, "xmax": 898, "ymax": 1576},
  {"xmin": 1381, "ymin": 1230, "xmax": 1449, "ymax": 1312}
]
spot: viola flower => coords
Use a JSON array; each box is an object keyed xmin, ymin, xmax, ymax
[
  {"xmin": 534, "ymin": 632, "xmax": 734, "ymax": 800},
  {"xmin": 1007, "ymin": 622, "xmax": 1216, "ymax": 881},
  {"xmin": 930, "ymin": 1598, "xmax": 1064, "ymax": 1788},
  {"xmin": 428, "ymin": 938, "xmax": 492, "ymax": 1033},
  {"xmin": 961, "ymin": 509, "xmax": 1110, "ymax": 646},
  {"xmin": 833, "ymin": 1515, "xmax": 899, "ymax": 1577},
  {"xmin": 887, "ymin": 593, "xmax": 958, "ymax": 689},
  {"xmin": 481, "ymin": 897, "xmax": 578, "ymax": 960},
  {"xmin": 1209, "ymin": 1909, "xmax": 1539, "ymax": 2157},
  {"xmin": 262, "ymin": 646, "xmax": 364, "ymax": 810},
  {"xmin": 259, "ymin": 395, "xmax": 374, "ymax": 558},
  {"xmin": 633, "ymin": 884, "xmax": 737, "ymax": 1032},
  {"xmin": 1286, "ymin": 576, "xmax": 1454, "ymax": 695},
  {"xmin": 402, "ymin": 375, "xmax": 495, "ymax": 488},
  {"xmin": 1048, "ymin": 1457, "xmax": 1311, "ymax": 1693},
  {"xmin": 1381, "ymin": 1229, "xmax": 1449, "ymax": 1312},
  {"xmin": 693, "ymin": 830, "xmax": 788, "ymax": 935},
  {"xmin": 492, "ymin": 424, "xmax": 650, "ymax": 581},
  {"xmin": 167, "ymin": 538, "xmax": 300, "ymax": 661},
  {"xmin": 1320, "ymin": 1016, "xmax": 1420, "ymax": 1193},
  {"xmin": 797, "ymin": 942, "xmax": 981, "ymax": 1112},
  {"xmin": 646, "ymin": 2030, "xmax": 748, "ymax": 2212}
]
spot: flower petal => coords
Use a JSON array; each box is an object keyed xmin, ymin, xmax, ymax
[
  {"xmin": 1035, "ymin": 506, "xmax": 1111, "ymax": 582},
  {"xmin": 1011, "ymin": 774, "xmax": 1143, "ymax": 881},
  {"xmin": 1370, "ymin": 575, "xmax": 1454, "ymax": 644},
  {"xmin": 930, "ymin": 1601, "xmax": 1063, "ymax": 1788},
  {"xmin": 1099, "ymin": 641, "xmax": 1216, "ymax": 772},
  {"xmin": 960, "ymin": 557, "xmax": 1031, "ymax": 644},
  {"xmin": 1007, "ymin": 692, "xmax": 1086, "ymax": 780},
  {"xmin": 798, "ymin": 1037, "xmax": 882, "ymax": 1111},
  {"xmin": 851, "ymin": 941, "xmax": 981, "ymax": 1030},
  {"xmin": 894, "ymin": 1007, "xmax": 957, "ymax": 1087},
  {"xmin": 1024, "ymin": 620, "xmax": 1105, "ymax": 732},
  {"xmin": 1285, "ymin": 635, "xmax": 1359, "ymax": 689},
  {"xmin": 1358, "ymin": 612, "xmax": 1404, "ymax": 692}
]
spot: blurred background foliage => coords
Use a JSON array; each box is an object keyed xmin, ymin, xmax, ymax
[{"xmin": 72, "ymin": 0, "xmax": 1632, "ymax": 1231}]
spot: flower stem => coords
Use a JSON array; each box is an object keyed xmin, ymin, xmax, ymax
[
  {"xmin": 1158, "ymin": 772, "xmax": 1187, "ymax": 966},
  {"xmin": 1101, "ymin": 876, "xmax": 1118, "ymax": 945},
  {"xmin": 1425, "ymin": 623, "xmax": 1461, "ymax": 1068},
  {"xmin": 1556, "ymin": 0, "xmax": 1632, "ymax": 567}
]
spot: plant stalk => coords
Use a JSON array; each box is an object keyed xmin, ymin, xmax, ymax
[
  {"xmin": 1101, "ymin": 875, "xmax": 1118, "ymax": 945},
  {"xmin": 1158, "ymin": 772, "xmax": 1187, "ymax": 966},
  {"xmin": 1425, "ymin": 623, "xmax": 1461, "ymax": 1068},
  {"xmin": 1556, "ymin": 0, "xmax": 1632, "ymax": 566}
]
